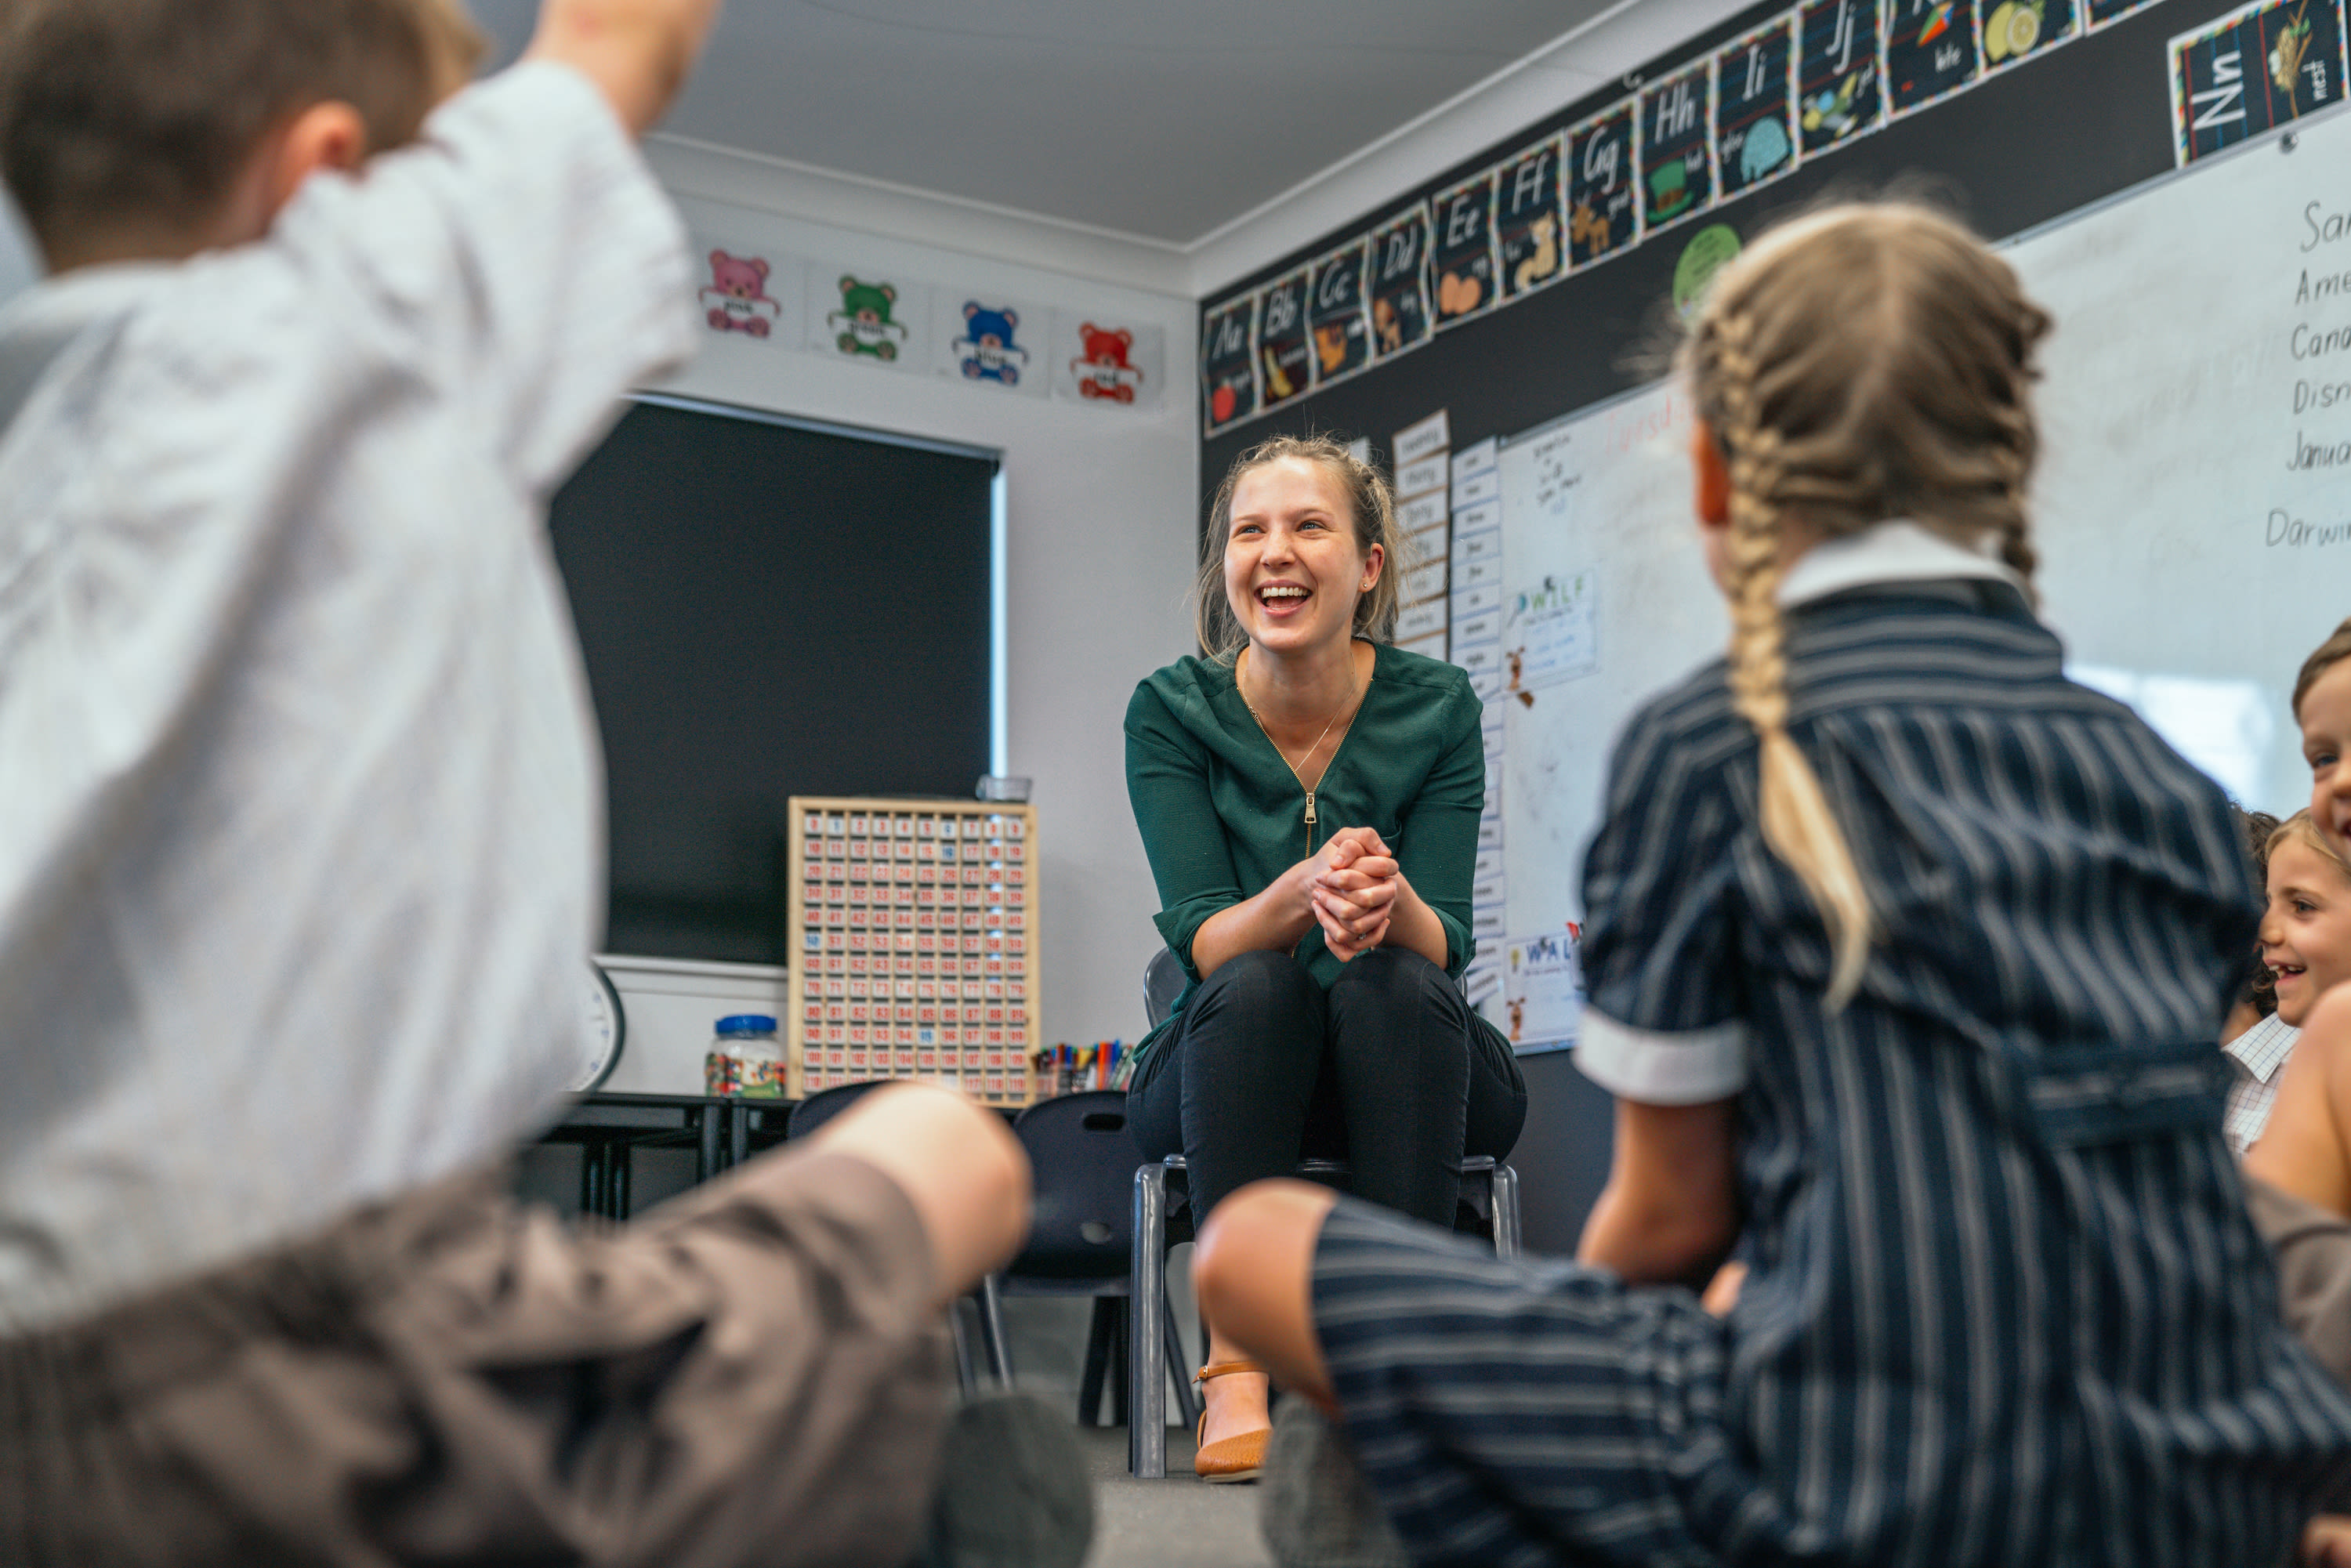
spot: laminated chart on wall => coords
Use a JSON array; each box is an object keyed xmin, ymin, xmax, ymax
[
  {"xmin": 1257, "ymin": 268, "xmax": 1314, "ymax": 410},
  {"xmin": 1309, "ymin": 237, "xmax": 1374, "ymax": 386},
  {"xmin": 1202, "ymin": 295, "xmax": 1259, "ymax": 435},
  {"xmin": 1500, "ymin": 926, "xmax": 1585, "ymax": 1052},
  {"xmin": 1370, "ymin": 205, "xmax": 1435, "ymax": 360},
  {"xmin": 1495, "ymin": 136, "xmax": 1567, "ymax": 300},
  {"xmin": 1432, "ymin": 171, "xmax": 1502, "ymax": 328},
  {"xmin": 1884, "ymin": 0, "xmax": 1981, "ymax": 116},
  {"xmin": 1393, "ymin": 411, "xmax": 1454, "ymax": 659},
  {"xmin": 2171, "ymin": 0, "xmax": 2349, "ymax": 164},
  {"xmin": 1715, "ymin": 13, "xmax": 1801, "ymax": 199},
  {"xmin": 1641, "ymin": 60, "xmax": 1718, "ymax": 232},
  {"xmin": 1056, "ymin": 313, "xmax": 1165, "ymax": 409},
  {"xmin": 1798, "ymin": 0, "xmax": 1886, "ymax": 152},
  {"xmin": 936, "ymin": 294, "xmax": 1049, "ymax": 397},
  {"xmin": 1568, "ymin": 100, "xmax": 1643, "ymax": 268}
]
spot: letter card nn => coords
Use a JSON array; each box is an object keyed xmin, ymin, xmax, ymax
[
  {"xmin": 1715, "ymin": 16, "xmax": 1799, "ymax": 198},
  {"xmin": 1369, "ymin": 205, "xmax": 1434, "ymax": 360},
  {"xmin": 1495, "ymin": 136, "xmax": 1567, "ymax": 299},
  {"xmin": 1567, "ymin": 100, "xmax": 1640, "ymax": 267},
  {"xmin": 2171, "ymin": 0, "xmax": 2347, "ymax": 165},
  {"xmin": 1201, "ymin": 295, "xmax": 1259, "ymax": 435},
  {"xmin": 1639, "ymin": 62, "xmax": 1715, "ymax": 234},
  {"xmin": 1307, "ymin": 238, "xmax": 1371, "ymax": 386},
  {"xmin": 1255, "ymin": 269, "xmax": 1313, "ymax": 410},
  {"xmin": 1884, "ymin": 0, "xmax": 1980, "ymax": 118},
  {"xmin": 1432, "ymin": 171, "xmax": 1500, "ymax": 328},
  {"xmin": 1797, "ymin": 0, "xmax": 1885, "ymax": 154}
]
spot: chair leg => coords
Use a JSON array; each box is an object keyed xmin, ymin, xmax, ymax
[
  {"xmin": 976, "ymin": 1275, "xmax": 1012, "ymax": 1385},
  {"xmin": 948, "ymin": 1299, "xmax": 980, "ymax": 1399},
  {"xmin": 1162, "ymin": 1288, "xmax": 1200, "ymax": 1429},
  {"xmin": 1077, "ymin": 1295, "xmax": 1118, "ymax": 1426},
  {"xmin": 1130, "ymin": 1161, "xmax": 1169, "ymax": 1478},
  {"xmin": 1109, "ymin": 1302, "xmax": 1130, "ymax": 1429},
  {"xmin": 1493, "ymin": 1162, "xmax": 1523, "ymax": 1261}
]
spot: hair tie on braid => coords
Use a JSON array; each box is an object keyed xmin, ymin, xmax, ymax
[{"xmin": 1711, "ymin": 312, "xmax": 1878, "ymax": 1009}]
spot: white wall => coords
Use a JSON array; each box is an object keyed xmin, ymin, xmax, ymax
[{"xmin": 598, "ymin": 172, "xmax": 1201, "ymax": 1091}]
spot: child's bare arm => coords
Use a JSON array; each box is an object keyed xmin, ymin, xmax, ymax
[
  {"xmin": 1577, "ymin": 1096, "xmax": 1741, "ymax": 1291},
  {"xmin": 2248, "ymin": 987, "xmax": 2351, "ymax": 1217},
  {"xmin": 526, "ymin": 0, "xmax": 725, "ymax": 135}
]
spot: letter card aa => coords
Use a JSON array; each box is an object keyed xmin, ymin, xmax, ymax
[
  {"xmin": 1255, "ymin": 269, "xmax": 1313, "ymax": 410},
  {"xmin": 1201, "ymin": 295, "xmax": 1259, "ymax": 434},
  {"xmin": 1797, "ymin": 0, "xmax": 1885, "ymax": 153},
  {"xmin": 1432, "ymin": 171, "xmax": 1500, "ymax": 328},
  {"xmin": 1639, "ymin": 62, "xmax": 1715, "ymax": 234},
  {"xmin": 2171, "ymin": 0, "xmax": 2347, "ymax": 165},
  {"xmin": 1567, "ymin": 100, "xmax": 1640, "ymax": 267},
  {"xmin": 1884, "ymin": 0, "xmax": 1980, "ymax": 118},
  {"xmin": 1715, "ymin": 16, "xmax": 1799, "ymax": 198},
  {"xmin": 1495, "ymin": 136, "xmax": 1567, "ymax": 299},
  {"xmin": 1307, "ymin": 238, "xmax": 1372, "ymax": 386},
  {"xmin": 1370, "ymin": 205, "xmax": 1434, "ymax": 360}
]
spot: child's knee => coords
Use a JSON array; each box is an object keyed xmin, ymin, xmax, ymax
[{"xmin": 1195, "ymin": 1179, "xmax": 1335, "ymax": 1317}]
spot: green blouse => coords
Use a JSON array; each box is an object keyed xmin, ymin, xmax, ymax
[{"xmin": 1121, "ymin": 640, "xmax": 1488, "ymax": 1081}]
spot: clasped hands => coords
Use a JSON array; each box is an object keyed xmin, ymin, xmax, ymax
[{"xmin": 1302, "ymin": 827, "xmax": 1400, "ymax": 961}]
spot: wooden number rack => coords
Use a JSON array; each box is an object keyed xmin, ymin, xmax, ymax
[{"xmin": 788, "ymin": 797, "xmax": 1041, "ymax": 1106}]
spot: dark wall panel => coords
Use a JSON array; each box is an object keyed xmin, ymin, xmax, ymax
[{"xmin": 551, "ymin": 402, "xmax": 994, "ymax": 965}]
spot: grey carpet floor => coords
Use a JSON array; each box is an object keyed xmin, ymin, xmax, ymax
[{"xmin": 1078, "ymin": 1424, "xmax": 1273, "ymax": 1568}]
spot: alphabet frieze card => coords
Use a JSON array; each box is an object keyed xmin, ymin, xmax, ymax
[
  {"xmin": 1798, "ymin": 0, "xmax": 1886, "ymax": 154},
  {"xmin": 1494, "ymin": 135, "xmax": 1567, "ymax": 300},
  {"xmin": 1369, "ymin": 205, "xmax": 1435, "ymax": 360},
  {"xmin": 1639, "ymin": 60, "xmax": 1716, "ymax": 234},
  {"xmin": 1885, "ymin": 0, "xmax": 1980, "ymax": 118},
  {"xmin": 1714, "ymin": 15, "xmax": 1799, "ymax": 199},
  {"xmin": 1567, "ymin": 100, "xmax": 1641, "ymax": 267},
  {"xmin": 1308, "ymin": 237, "xmax": 1373, "ymax": 386},
  {"xmin": 1201, "ymin": 295, "xmax": 1259, "ymax": 434},
  {"xmin": 2171, "ymin": 0, "xmax": 2346, "ymax": 165},
  {"xmin": 1431, "ymin": 170, "xmax": 1502, "ymax": 328},
  {"xmin": 1255, "ymin": 268, "xmax": 1314, "ymax": 409}
]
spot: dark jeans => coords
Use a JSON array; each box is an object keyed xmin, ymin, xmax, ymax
[{"xmin": 1125, "ymin": 947, "xmax": 1527, "ymax": 1231}]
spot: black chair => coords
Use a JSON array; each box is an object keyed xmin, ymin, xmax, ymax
[
  {"xmin": 1125, "ymin": 953, "xmax": 1525, "ymax": 1477},
  {"xmin": 973, "ymin": 1092, "xmax": 1201, "ymax": 1432}
]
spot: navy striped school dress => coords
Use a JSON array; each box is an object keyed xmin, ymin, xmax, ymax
[{"xmin": 1312, "ymin": 528, "xmax": 2351, "ymax": 1568}]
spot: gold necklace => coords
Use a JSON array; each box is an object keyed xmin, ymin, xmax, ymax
[{"xmin": 1239, "ymin": 648, "xmax": 1364, "ymax": 846}]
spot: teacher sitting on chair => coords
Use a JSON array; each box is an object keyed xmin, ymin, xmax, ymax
[{"xmin": 1120, "ymin": 434, "xmax": 1527, "ymax": 1483}]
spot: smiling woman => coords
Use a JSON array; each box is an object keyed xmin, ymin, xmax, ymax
[{"xmin": 1118, "ymin": 434, "xmax": 1525, "ymax": 1483}]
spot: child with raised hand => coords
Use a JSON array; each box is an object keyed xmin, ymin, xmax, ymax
[
  {"xmin": 1192, "ymin": 202, "xmax": 2351, "ymax": 1568},
  {"xmin": 0, "ymin": 3, "xmax": 1058, "ymax": 1564}
]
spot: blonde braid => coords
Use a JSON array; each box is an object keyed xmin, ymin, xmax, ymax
[{"xmin": 1712, "ymin": 313, "xmax": 1877, "ymax": 1008}]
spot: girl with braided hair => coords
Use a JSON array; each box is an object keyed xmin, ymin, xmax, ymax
[{"xmin": 1190, "ymin": 203, "xmax": 2351, "ymax": 1567}]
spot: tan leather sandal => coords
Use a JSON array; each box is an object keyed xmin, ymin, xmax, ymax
[{"xmin": 1192, "ymin": 1360, "xmax": 1271, "ymax": 1483}]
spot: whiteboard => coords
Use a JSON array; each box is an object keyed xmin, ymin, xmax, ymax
[{"xmin": 1487, "ymin": 106, "xmax": 2351, "ymax": 1041}]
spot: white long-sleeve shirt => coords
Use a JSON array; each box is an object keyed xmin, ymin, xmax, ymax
[{"xmin": 0, "ymin": 63, "xmax": 694, "ymax": 1330}]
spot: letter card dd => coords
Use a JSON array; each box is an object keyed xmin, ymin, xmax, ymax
[
  {"xmin": 1797, "ymin": 0, "xmax": 1886, "ymax": 154},
  {"xmin": 1201, "ymin": 295, "xmax": 1259, "ymax": 435},
  {"xmin": 1255, "ymin": 269, "xmax": 1313, "ymax": 409},
  {"xmin": 1432, "ymin": 171, "xmax": 1500, "ymax": 328},
  {"xmin": 1307, "ymin": 237, "xmax": 1372, "ymax": 386},
  {"xmin": 1715, "ymin": 16, "xmax": 1799, "ymax": 198},
  {"xmin": 1639, "ymin": 62, "xmax": 1716, "ymax": 233},
  {"xmin": 2170, "ymin": 0, "xmax": 2347, "ymax": 165},
  {"xmin": 1369, "ymin": 205, "xmax": 1434, "ymax": 360},
  {"xmin": 1567, "ymin": 100, "xmax": 1640, "ymax": 267},
  {"xmin": 1495, "ymin": 136, "xmax": 1567, "ymax": 299},
  {"xmin": 1884, "ymin": 0, "xmax": 1980, "ymax": 118}
]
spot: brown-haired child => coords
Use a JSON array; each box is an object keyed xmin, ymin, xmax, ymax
[{"xmin": 0, "ymin": 3, "xmax": 1059, "ymax": 1564}]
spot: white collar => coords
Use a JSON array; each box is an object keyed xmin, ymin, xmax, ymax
[{"xmin": 1777, "ymin": 519, "xmax": 2026, "ymax": 609}]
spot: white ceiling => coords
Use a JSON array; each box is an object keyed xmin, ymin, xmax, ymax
[{"xmin": 470, "ymin": 0, "xmax": 1753, "ymax": 265}]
